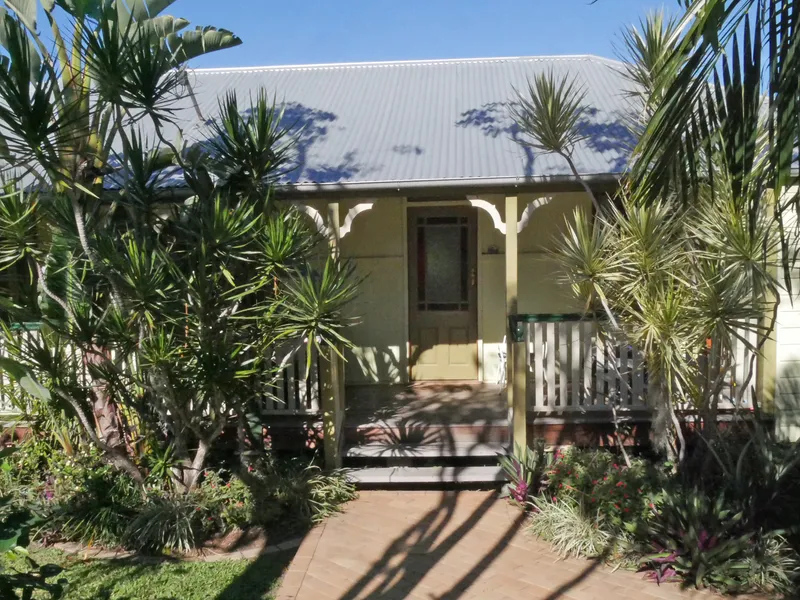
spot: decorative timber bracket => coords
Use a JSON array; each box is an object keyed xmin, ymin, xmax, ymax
[
  {"xmin": 467, "ymin": 196, "xmax": 553, "ymax": 234},
  {"xmin": 295, "ymin": 201, "xmax": 376, "ymax": 239}
]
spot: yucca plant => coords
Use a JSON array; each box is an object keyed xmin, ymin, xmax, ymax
[
  {"xmin": 614, "ymin": 10, "xmax": 682, "ymax": 131},
  {"xmin": 510, "ymin": 70, "xmax": 600, "ymax": 211},
  {"xmin": 0, "ymin": 3, "xmax": 359, "ymax": 494},
  {"xmin": 632, "ymin": 0, "xmax": 799, "ymax": 243},
  {"xmin": 512, "ymin": 9, "xmax": 780, "ymax": 463}
]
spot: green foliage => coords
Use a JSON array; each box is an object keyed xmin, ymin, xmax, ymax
[
  {"xmin": 630, "ymin": 1, "xmax": 800, "ymax": 282},
  {"xmin": 206, "ymin": 91, "xmax": 294, "ymax": 201},
  {"xmin": 3, "ymin": 438, "xmax": 356, "ymax": 554},
  {"xmin": 681, "ymin": 426, "xmax": 800, "ymax": 533},
  {"xmin": 641, "ymin": 487, "xmax": 752, "ymax": 588},
  {"xmin": 122, "ymin": 495, "xmax": 207, "ymax": 554},
  {"xmin": 542, "ymin": 447, "xmax": 665, "ymax": 537},
  {"xmin": 497, "ymin": 441, "xmax": 550, "ymax": 505},
  {"xmin": 250, "ymin": 458, "xmax": 358, "ymax": 528},
  {"xmin": 640, "ymin": 485, "xmax": 799, "ymax": 594},
  {"xmin": 1, "ymin": 448, "xmax": 66, "ymax": 599},
  {"xmin": 557, "ymin": 190, "xmax": 777, "ymax": 460},
  {"xmin": 528, "ymin": 496, "xmax": 614, "ymax": 559},
  {"xmin": 517, "ymin": 442, "xmax": 800, "ymax": 596},
  {"xmin": 195, "ymin": 470, "xmax": 254, "ymax": 530},
  {"xmin": 0, "ymin": 546, "xmax": 293, "ymax": 600},
  {"xmin": 510, "ymin": 70, "xmax": 588, "ymax": 157},
  {"xmin": 0, "ymin": 0, "xmax": 358, "ymax": 497}
]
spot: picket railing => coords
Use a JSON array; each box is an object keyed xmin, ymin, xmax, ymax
[
  {"xmin": 0, "ymin": 324, "xmax": 45, "ymax": 415},
  {"xmin": 259, "ymin": 344, "xmax": 322, "ymax": 415},
  {"xmin": 517, "ymin": 315, "xmax": 758, "ymax": 415},
  {"xmin": 0, "ymin": 326, "xmax": 321, "ymax": 417}
]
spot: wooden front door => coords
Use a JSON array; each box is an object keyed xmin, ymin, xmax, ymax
[{"xmin": 408, "ymin": 207, "xmax": 478, "ymax": 380}]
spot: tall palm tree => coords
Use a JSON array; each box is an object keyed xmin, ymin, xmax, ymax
[{"xmin": 631, "ymin": 0, "xmax": 797, "ymax": 283}]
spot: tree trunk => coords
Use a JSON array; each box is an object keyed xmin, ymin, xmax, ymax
[
  {"xmin": 55, "ymin": 389, "xmax": 145, "ymax": 485},
  {"xmin": 184, "ymin": 438, "xmax": 211, "ymax": 492},
  {"xmin": 650, "ymin": 375, "xmax": 674, "ymax": 460}
]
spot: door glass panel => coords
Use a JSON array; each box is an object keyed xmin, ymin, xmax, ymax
[{"xmin": 417, "ymin": 216, "xmax": 469, "ymax": 311}]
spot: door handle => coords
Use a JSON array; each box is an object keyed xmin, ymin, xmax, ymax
[{"xmin": 470, "ymin": 267, "xmax": 477, "ymax": 287}]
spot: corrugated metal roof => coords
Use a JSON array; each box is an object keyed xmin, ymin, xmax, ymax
[{"xmin": 158, "ymin": 55, "xmax": 638, "ymax": 192}]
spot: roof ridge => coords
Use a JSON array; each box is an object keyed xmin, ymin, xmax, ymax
[{"xmin": 190, "ymin": 54, "xmax": 623, "ymax": 74}]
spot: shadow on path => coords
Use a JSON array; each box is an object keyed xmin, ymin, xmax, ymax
[{"xmin": 339, "ymin": 491, "xmax": 525, "ymax": 600}]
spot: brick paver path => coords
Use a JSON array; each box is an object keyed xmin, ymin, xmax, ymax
[{"xmin": 277, "ymin": 491, "xmax": 719, "ymax": 600}]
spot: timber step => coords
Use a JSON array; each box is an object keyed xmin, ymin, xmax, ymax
[
  {"xmin": 344, "ymin": 421, "xmax": 509, "ymax": 445},
  {"xmin": 344, "ymin": 441, "xmax": 507, "ymax": 458},
  {"xmin": 343, "ymin": 441, "xmax": 507, "ymax": 468},
  {"xmin": 346, "ymin": 465, "xmax": 506, "ymax": 487}
]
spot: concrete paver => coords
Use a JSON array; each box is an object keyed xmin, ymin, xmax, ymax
[{"xmin": 276, "ymin": 491, "xmax": 721, "ymax": 600}]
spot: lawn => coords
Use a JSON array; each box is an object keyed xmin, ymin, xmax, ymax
[{"xmin": 1, "ymin": 547, "xmax": 295, "ymax": 600}]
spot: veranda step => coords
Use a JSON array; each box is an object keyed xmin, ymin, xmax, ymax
[
  {"xmin": 344, "ymin": 422, "xmax": 509, "ymax": 445},
  {"xmin": 344, "ymin": 441, "xmax": 507, "ymax": 459},
  {"xmin": 346, "ymin": 465, "xmax": 506, "ymax": 486}
]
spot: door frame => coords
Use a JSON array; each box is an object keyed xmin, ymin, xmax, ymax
[{"xmin": 405, "ymin": 201, "xmax": 481, "ymax": 381}]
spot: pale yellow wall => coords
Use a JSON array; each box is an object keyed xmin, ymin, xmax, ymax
[
  {"xmin": 478, "ymin": 193, "xmax": 589, "ymax": 381},
  {"xmin": 338, "ymin": 199, "xmax": 408, "ymax": 384},
  {"xmin": 775, "ymin": 187, "xmax": 800, "ymax": 439},
  {"xmin": 300, "ymin": 192, "xmax": 590, "ymax": 385}
]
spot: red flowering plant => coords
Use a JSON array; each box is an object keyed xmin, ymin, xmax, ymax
[
  {"xmin": 542, "ymin": 448, "xmax": 665, "ymax": 537},
  {"xmin": 194, "ymin": 470, "xmax": 254, "ymax": 530}
]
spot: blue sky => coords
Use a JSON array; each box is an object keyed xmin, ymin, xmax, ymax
[{"xmin": 176, "ymin": 0, "xmax": 676, "ymax": 69}]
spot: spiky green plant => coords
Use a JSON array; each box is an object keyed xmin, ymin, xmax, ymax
[
  {"xmin": 510, "ymin": 70, "xmax": 600, "ymax": 211},
  {"xmin": 629, "ymin": 0, "xmax": 798, "ymax": 288},
  {"xmin": 0, "ymin": 3, "xmax": 358, "ymax": 493},
  {"xmin": 614, "ymin": 10, "xmax": 682, "ymax": 129},
  {"xmin": 528, "ymin": 496, "xmax": 614, "ymax": 559}
]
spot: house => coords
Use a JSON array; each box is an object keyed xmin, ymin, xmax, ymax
[
  {"xmin": 171, "ymin": 55, "xmax": 641, "ymax": 482},
  {"xmin": 4, "ymin": 55, "xmax": 795, "ymax": 482}
]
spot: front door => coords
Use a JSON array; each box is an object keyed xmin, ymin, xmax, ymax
[{"xmin": 408, "ymin": 207, "xmax": 478, "ymax": 380}]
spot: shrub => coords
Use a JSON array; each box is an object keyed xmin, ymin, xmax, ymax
[
  {"xmin": 255, "ymin": 458, "xmax": 357, "ymax": 527},
  {"xmin": 640, "ymin": 485, "xmax": 800, "ymax": 594},
  {"xmin": 681, "ymin": 426, "xmax": 800, "ymax": 535},
  {"xmin": 3, "ymin": 436, "xmax": 357, "ymax": 555},
  {"xmin": 743, "ymin": 535, "xmax": 800, "ymax": 596},
  {"xmin": 1, "ymin": 448, "xmax": 66, "ymax": 599},
  {"xmin": 528, "ymin": 496, "xmax": 614, "ymax": 559},
  {"xmin": 122, "ymin": 496, "xmax": 209, "ymax": 554},
  {"xmin": 498, "ymin": 441, "xmax": 550, "ymax": 505},
  {"xmin": 542, "ymin": 447, "xmax": 665, "ymax": 537},
  {"xmin": 304, "ymin": 466, "xmax": 359, "ymax": 523},
  {"xmin": 519, "ymin": 443, "xmax": 800, "ymax": 596},
  {"xmin": 195, "ymin": 470, "xmax": 254, "ymax": 531}
]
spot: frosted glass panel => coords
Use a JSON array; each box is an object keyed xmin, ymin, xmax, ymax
[
  {"xmin": 416, "ymin": 216, "xmax": 469, "ymax": 311},
  {"xmin": 425, "ymin": 226, "xmax": 461, "ymax": 303}
]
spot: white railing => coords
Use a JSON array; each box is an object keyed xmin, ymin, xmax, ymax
[
  {"xmin": 0, "ymin": 325, "xmax": 46, "ymax": 415},
  {"xmin": 259, "ymin": 344, "xmax": 322, "ymax": 415},
  {"xmin": 0, "ymin": 326, "xmax": 321, "ymax": 416},
  {"xmin": 520, "ymin": 317, "xmax": 758, "ymax": 415}
]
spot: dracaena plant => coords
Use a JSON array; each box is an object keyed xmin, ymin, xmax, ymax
[
  {"xmin": 511, "ymin": 9, "xmax": 781, "ymax": 465},
  {"xmin": 0, "ymin": 3, "xmax": 358, "ymax": 492}
]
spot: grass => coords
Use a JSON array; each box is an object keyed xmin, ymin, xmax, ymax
[{"xmin": 1, "ymin": 547, "xmax": 295, "ymax": 600}]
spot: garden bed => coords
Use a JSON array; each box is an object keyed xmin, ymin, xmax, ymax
[{"xmin": 499, "ymin": 431, "xmax": 800, "ymax": 598}]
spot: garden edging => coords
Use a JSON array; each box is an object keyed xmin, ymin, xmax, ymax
[{"xmin": 48, "ymin": 536, "xmax": 304, "ymax": 563}]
